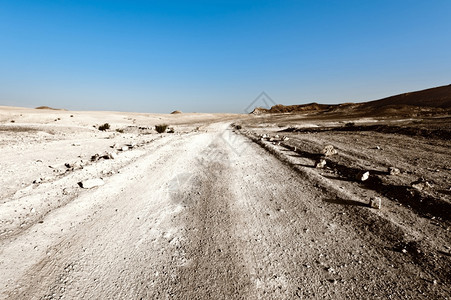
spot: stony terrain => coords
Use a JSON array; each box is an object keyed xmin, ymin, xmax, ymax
[{"xmin": 0, "ymin": 105, "xmax": 450, "ymax": 299}]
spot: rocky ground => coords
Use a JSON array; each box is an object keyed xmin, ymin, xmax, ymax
[{"xmin": 0, "ymin": 106, "xmax": 449, "ymax": 299}]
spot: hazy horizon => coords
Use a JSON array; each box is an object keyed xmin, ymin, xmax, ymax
[{"xmin": 1, "ymin": 1, "xmax": 450, "ymax": 113}]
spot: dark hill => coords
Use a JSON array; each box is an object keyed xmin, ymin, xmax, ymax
[{"xmin": 250, "ymin": 84, "xmax": 451, "ymax": 116}]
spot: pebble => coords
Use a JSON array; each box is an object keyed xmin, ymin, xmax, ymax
[{"xmin": 79, "ymin": 178, "xmax": 105, "ymax": 189}]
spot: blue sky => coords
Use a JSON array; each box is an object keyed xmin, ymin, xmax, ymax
[{"xmin": 1, "ymin": 0, "xmax": 450, "ymax": 113}]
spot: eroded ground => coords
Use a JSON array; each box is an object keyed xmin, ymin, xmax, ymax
[{"xmin": 0, "ymin": 107, "xmax": 449, "ymax": 299}]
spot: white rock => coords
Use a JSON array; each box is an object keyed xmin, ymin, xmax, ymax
[
  {"xmin": 121, "ymin": 146, "xmax": 129, "ymax": 151},
  {"xmin": 388, "ymin": 167, "xmax": 400, "ymax": 175},
  {"xmin": 322, "ymin": 145, "xmax": 337, "ymax": 156},
  {"xmin": 108, "ymin": 152, "xmax": 118, "ymax": 159},
  {"xmin": 369, "ymin": 197, "xmax": 381, "ymax": 209},
  {"xmin": 411, "ymin": 179, "xmax": 433, "ymax": 191},
  {"xmin": 79, "ymin": 178, "xmax": 104, "ymax": 189},
  {"xmin": 315, "ymin": 159, "xmax": 327, "ymax": 168},
  {"xmin": 357, "ymin": 171, "xmax": 370, "ymax": 182}
]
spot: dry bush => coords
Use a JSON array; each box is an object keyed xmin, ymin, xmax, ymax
[
  {"xmin": 98, "ymin": 123, "xmax": 110, "ymax": 131},
  {"xmin": 155, "ymin": 124, "xmax": 168, "ymax": 133}
]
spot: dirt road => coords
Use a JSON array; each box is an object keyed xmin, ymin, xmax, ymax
[{"xmin": 1, "ymin": 122, "xmax": 449, "ymax": 299}]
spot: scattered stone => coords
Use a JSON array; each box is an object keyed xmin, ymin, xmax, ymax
[
  {"xmin": 321, "ymin": 145, "xmax": 338, "ymax": 156},
  {"xmin": 315, "ymin": 159, "xmax": 327, "ymax": 169},
  {"xmin": 71, "ymin": 143, "xmax": 81, "ymax": 146},
  {"xmin": 78, "ymin": 178, "xmax": 104, "ymax": 189},
  {"xmin": 388, "ymin": 167, "xmax": 400, "ymax": 175},
  {"xmin": 411, "ymin": 178, "xmax": 433, "ymax": 191},
  {"xmin": 401, "ymin": 249, "xmax": 407, "ymax": 254},
  {"xmin": 282, "ymin": 136, "xmax": 289, "ymax": 141},
  {"xmin": 108, "ymin": 152, "xmax": 118, "ymax": 159},
  {"xmin": 73, "ymin": 161, "xmax": 83, "ymax": 169},
  {"xmin": 91, "ymin": 154, "xmax": 100, "ymax": 162},
  {"xmin": 369, "ymin": 197, "xmax": 381, "ymax": 209},
  {"xmin": 121, "ymin": 146, "xmax": 129, "ymax": 151},
  {"xmin": 375, "ymin": 146, "xmax": 381, "ymax": 150},
  {"xmin": 357, "ymin": 171, "xmax": 370, "ymax": 182}
]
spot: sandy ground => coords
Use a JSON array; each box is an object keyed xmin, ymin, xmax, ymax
[{"xmin": 0, "ymin": 107, "xmax": 450, "ymax": 299}]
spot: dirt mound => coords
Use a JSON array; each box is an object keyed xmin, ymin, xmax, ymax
[
  {"xmin": 250, "ymin": 107, "xmax": 269, "ymax": 114},
  {"xmin": 35, "ymin": 106, "xmax": 66, "ymax": 110}
]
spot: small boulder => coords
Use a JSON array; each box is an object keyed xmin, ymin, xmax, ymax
[
  {"xmin": 315, "ymin": 159, "xmax": 327, "ymax": 169},
  {"xmin": 78, "ymin": 178, "xmax": 104, "ymax": 189},
  {"xmin": 357, "ymin": 171, "xmax": 370, "ymax": 182},
  {"xmin": 73, "ymin": 161, "xmax": 83, "ymax": 169},
  {"xmin": 369, "ymin": 197, "xmax": 381, "ymax": 209},
  {"xmin": 411, "ymin": 178, "xmax": 433, "ymax": 191},
  {"xmin": 388, "ymin": 167, "xmax": 400, "ymax": 175},
  {"xmin": 121, "ymin": 146, "xmax": 129, "ymax": 151},
  {"xmin": 108, "ymin": 152, "xmax": 118, "ymax": 159},
  {"xmin": 322, "ymin": 145, "xmax": 338, "ymax": 156}
]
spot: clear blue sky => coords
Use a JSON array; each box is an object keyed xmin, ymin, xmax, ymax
[{"xmin": 1, "ymin": 0, "xmax": 450, "ymax": 113}]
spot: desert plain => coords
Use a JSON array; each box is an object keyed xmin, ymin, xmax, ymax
[{"xmin": 0, "ymin": 86, "xmax": 450, "ymax": 299}]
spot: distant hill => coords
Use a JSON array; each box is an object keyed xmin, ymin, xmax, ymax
[
  {"xmin": 360, "ymin": 84, "xmax": 451, "ymax": 109},
  {"xmin": 250, "ymin": 84, "xmax": 451, "ymax": 116},
  {"xmin": 35, "ymin": 106, "xmax": 66, "ymax": 110}
]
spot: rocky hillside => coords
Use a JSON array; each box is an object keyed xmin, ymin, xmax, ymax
[{"xmin": 250, "ymin": 84, "xmax": 451, "ymax": 116}]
